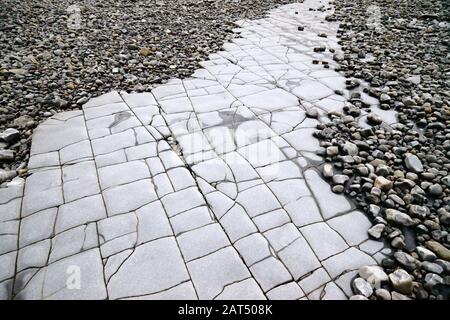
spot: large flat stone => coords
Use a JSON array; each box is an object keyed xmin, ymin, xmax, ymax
[
  {"xmin": 30, "ymin": 115, "xmax": 88, "ymax": 154},
  {"xmin": 136, "ymin": 201, "xmax": 173, "ymax": 244},
  {"xmin": 177, "ymin": 223, "xmax": 230, "ymax": 261},
  {"xmin": 250, "ymin": 257, "xmax": 292, "ymax": 292},
  {"xmin": 278, "ymin": 237, "xmax": 321, "ymax": 280},
  {"xmin": 0, "ymin": 251, "xmax": 16, "ymax": 282},
  {"xmin": 161, "ymin": 187, "xmax": 206, "ymax": 217},
  {"xmin": 327, "ymin": 210, "xmax": 371, "ymax": 246},
  {"xmin": 49, "ymin": 223, "xmax": 98, "ymax": 263},
  {"xmin": 56, "ymin": 194, "xmax": 107, "ymax": 233},
  {"xmin": 98, "ymin": 160, "xmax": 150, "ymax": 190},
  {"xmin": 22, "ymin": 169, "xmax": 63, "ymax": 216},
  {"xmin": 266, "ymin": 282, "xmax": 304, "ymax": 300},
  {"xmin": 187, "ymin": 247, "xmax": 250, "ymax": 299},
  {"xmin": 300, "ymin": 222, "xmax": 348, "ymax": 260},
  {"xmin": 322, "ymin": 247, "xmax": 377, "ymax": 278},
  {"xmin": 304, "ymin": 169, "xmax": 352, "ymax": 219},
  {"xmin": 103, "ymin": 179, "xmax": 157, "ymax": 216},
  {"xmin": 215, "ymin": 278, "xmax": 266, "ymax": 300},
  {"xmin": 16, "ymin": 248, "xmax": 107, "ymax": 300},
  {"xmin": 108, "ymin": 237, "xmax": 190, "ymax": 299},
  {"xmin": 235, "ymin": 184, "xmax": 281, "ymax": 218},
  {"xmin": 19, "ymin": 208, "xmax": 57, "ymax": 248},
  {"xmin": 62, "ymin": 160, "xmax": 100, "ymax": 202}
]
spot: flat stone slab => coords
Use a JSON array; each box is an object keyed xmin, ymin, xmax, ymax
[{"xmin": 0, "ymin": 0, "xmax": 388, "ymax": 300}]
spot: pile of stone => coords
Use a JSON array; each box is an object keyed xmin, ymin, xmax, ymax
[
  {"xmin": 0, "ymin": 127, "xmax": 26, "ymax": 184},
  {"xmin": 0, "ymin": 0, "xmax": 294, "ymax": 177},
  {"xmin": 316, "ymin": 107, "xmax": 449, "ymax": 299},
  {"xmin": 314, "ymin": 0, "xmax": 449, "ymax": 299}
]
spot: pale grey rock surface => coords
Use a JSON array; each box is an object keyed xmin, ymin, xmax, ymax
[{"xmin": 0, "ymin": 0, "xmax": 388, "ymax": 300}]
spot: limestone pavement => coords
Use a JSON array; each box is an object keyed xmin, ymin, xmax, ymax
[{"xmin": 0, "ymin": 0, "xmax": 397, "ymax": 300}]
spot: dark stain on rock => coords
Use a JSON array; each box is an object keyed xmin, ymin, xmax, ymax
[{"xmin": 109, "ymin": 111, "xmax": 131, "ymax": 128}]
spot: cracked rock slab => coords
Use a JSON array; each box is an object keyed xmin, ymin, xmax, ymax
[
  {"xmin": 107, "ymin": 237, "xmax": 190, "ymax": 300},
  {"xmin": 4, "ymin": 0, "xmax": 386, "ymax": 300}
]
